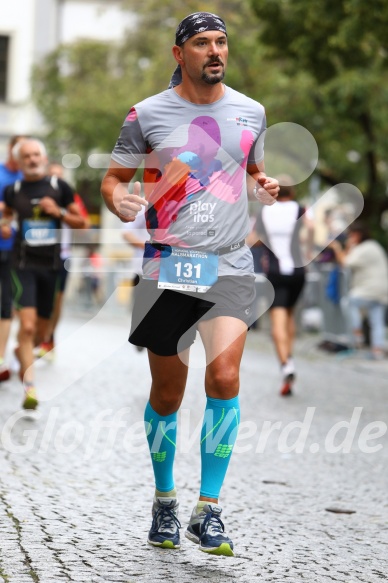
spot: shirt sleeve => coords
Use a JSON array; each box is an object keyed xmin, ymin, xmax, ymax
[{"xmin": 111, "ymin": 107, "xmax": 147, "ymax": 168}]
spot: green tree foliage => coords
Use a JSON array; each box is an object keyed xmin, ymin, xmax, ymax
[
  {"xmin": 32, "ymin": 40, "xmax": 135, "ymax": 155},
  {"xmin": 32, "ymin": 39, "xmax": 141, "ymax": 207},
  {"xmin": 251, "ymin": 0, "xmax": 388, "ymax": 228}
]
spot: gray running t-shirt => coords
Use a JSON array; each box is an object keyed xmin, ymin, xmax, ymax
[{"xmin": 112, "ymin": 86, "xmax": 266, "ymax": 278}]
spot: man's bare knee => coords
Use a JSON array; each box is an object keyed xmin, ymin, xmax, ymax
[
  {"xmin": 205, "ymin": 366, "xmax": 240, "ymax": 398},
  {"xmin": 20, "ymin": 322, "xmax": 36, "ymax": 339},
  {"xmin": 150, "ymin": 381, "xmax": 185, "ymax": 415}
]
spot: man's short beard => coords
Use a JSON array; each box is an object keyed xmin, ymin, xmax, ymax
[{"xmin": 201, "ymin": 70, "xmax": 225, "ymax": 85}]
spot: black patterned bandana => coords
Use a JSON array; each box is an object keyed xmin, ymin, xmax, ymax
[
  {"xmin": 175, "ymin": 12, "xmax": 227, "ymax": 46},
  {"xmin": 169, "ymin": 12, "xmax": 227, "ymax": 88}
]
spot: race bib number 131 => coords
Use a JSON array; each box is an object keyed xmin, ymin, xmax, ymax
[{"xmin": 158, "ymin": 247, "xmax": 218, "ymax": 293}]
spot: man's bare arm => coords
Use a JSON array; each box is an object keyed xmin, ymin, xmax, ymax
[
  {"xmin": 247, "ymin": 161, "xmax": 279, "ymax": 204},
  {"xmin": 101, "ymin": 162, "xmax": 148, "ymax": 222}
]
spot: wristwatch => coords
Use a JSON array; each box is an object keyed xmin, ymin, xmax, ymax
[{"xmin": 59, "ymin": 208, "xmax": 67, "ymax": 218}]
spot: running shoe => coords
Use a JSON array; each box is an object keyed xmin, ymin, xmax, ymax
[
  {"xmin": 280, "ymin": 360, "xmax": 295, "ymax": 396},
  {"xmin": 280, "ymin": 372, "xmax": 294, "ymax": 396},
  {"xmin": 22, "ymin": 386, "xmax": 38, "ymax": 410},
  {"xmin": 185, "ymin": 503, "xmax": 234, "ymax": 556},
  {"xmin": 148, "ymin": 497, "xmax": 181, "ymax": 549},
  {"xmin": 0, "ymin": 364, "xmax": 10, "ymax": 382},
  {"xmin": 34, "ymin": 341, "xmax": 55, "ymax": 361}
]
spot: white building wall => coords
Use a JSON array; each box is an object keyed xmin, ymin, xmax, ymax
[
  {"xmin": 34, "ymin": 0, "xmax": 61, "ymax": 59},
  {"xmin": 1, "ymin": 0, "xmax": 36, "ymax": 104},
  {"xmin": 0, "ymin": 0, "xmax": 39, "ymax": 152},
  {"xmin": 0, "ymin": 0, "xmax": 134, "ymax": 157},
  {"xmin": 60, "ymin": 0, "xmax": 134, "ymax": 44}
]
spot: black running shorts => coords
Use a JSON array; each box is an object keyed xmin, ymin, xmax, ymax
[
  {"xmin": 129, "ymin": 275, "xmax": 256, "ymax": 356},
  {"xmin": 11, "ymin": 267, "xmax": 59, "ymax": 319},
  {"xmin": 266, "ymin": 272, "xmax": 305, "ymax": 309}
]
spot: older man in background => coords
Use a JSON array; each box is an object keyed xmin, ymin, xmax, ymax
[{"xmin": 1, "ymin": 138, "xmax": 85, "ymax": 409}]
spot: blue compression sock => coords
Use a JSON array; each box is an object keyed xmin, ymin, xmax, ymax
[
  {"xmin": 200, "ymin": 395, "xmax": 240, "ymax": 499},
  {"xmin": 144, "ymin": 401, "xmax": 177, "ymax": 493}
]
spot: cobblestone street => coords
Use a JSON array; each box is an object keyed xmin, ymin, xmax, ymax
[{"xmin": 0, "ymin": 298, "xmax": 387, "ymax": 583}]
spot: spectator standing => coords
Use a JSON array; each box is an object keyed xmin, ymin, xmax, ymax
[{"xmin": 330, "ymin": 221, "xmax": 388, "ymax": 359}]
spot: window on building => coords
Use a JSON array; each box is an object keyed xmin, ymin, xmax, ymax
[{"xmin": 0, "ymin": 35, "xmax": 10, "ymax": 101}]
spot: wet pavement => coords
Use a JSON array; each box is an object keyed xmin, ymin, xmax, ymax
[{"xmin": 0, "ymin": 297, "xmax": 387, "ymax": 582}]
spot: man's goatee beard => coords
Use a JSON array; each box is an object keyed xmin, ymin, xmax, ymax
[{"xmin": 201, "ymin": 71, "xmax": 225, "ymax": 85}]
